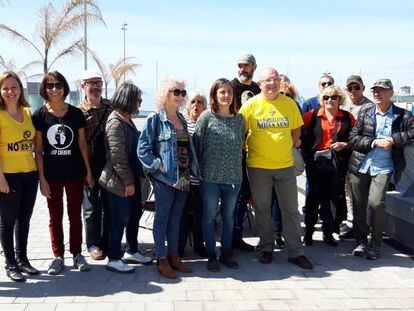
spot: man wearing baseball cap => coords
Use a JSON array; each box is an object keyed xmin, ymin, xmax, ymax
[
  {"xmin": 348, "ymin": 78, "xmax": 414, "ymax": 260},
  {"xmin": 339, "ymin": 75, "xmax": 374, "ymax": 242},
  {"xmin": 78, "ymin": 70, "xmax": 112, "ymax": 261},
  {"xmin": 231, "ymin": 53, "xmax": 261, "ymax": 252}
]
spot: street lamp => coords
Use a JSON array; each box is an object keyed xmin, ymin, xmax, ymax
[{"xmin": 121, "ymin": 21, "xmax": 128, "ymax": 83}]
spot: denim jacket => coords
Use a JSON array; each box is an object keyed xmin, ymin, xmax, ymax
[{"xmin": 138, "ymin": 110, "xmax": 200, "ymax": 187}]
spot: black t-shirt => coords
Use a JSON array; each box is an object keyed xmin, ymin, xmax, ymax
[
  {"xmin": 32, "ymin": 104, "xmax": 87, "ymax": 181},
  {"xmin": 231, "ymin": 78, "xmax": 261, "ymax": 108}
]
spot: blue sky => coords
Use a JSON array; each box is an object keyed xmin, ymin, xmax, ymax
[{"xmin": 1, "ymin": 0, "xmax": 414, "ymax": 110}]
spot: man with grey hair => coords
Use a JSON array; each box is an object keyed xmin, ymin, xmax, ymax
[
  {"xmin": 302, "ymin": 74, "xmax": 334, "ymax": 113},
  {"xmin": 78, "ymin": 70, "xmax": 115, "ymax": 261},
  {"xmin": 349, "ymin": 78, "xmax": 414, "ymax": 260},
  {"xmin": 339, "ymin": 75, "xmax": 373, "ymax": 242},
  {"xmin": 231, "ymin": 53, "xmax": 261, "ymax": 252},
  {"xmin": 239, "ymin": 67, "xmax": 313, "ymax": 269}
]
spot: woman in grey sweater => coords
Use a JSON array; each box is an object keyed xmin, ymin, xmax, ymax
[{"xmin": 193, "ymin": 78, "xmax": 245, "ymax": 272}]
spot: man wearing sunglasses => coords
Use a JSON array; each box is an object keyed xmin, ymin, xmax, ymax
[
  {"xmin": 349, "ymin": 79, "xmax": 414, "ymax": 260},
  {"xmin": 339, "ymin": 75, "xmax": 373, "ymax": 242},
  {"xmin": 78, "ymin": 70, "xmax": 113, "ymax": 261},
  {"xmin": 301, "ymin": 74, "xmax": 334, "ymax": 114},
  {"xmin": 231, "ymin": 53, "xmax": 261, "ymax": 252}
]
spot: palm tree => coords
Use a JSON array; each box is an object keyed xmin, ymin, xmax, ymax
[
  {"xmin": 0, "ymin": 0, "xmax": 105, "ymax": 74},
  {"xmin": 0, "ymin": 55, "xmax": 43, "ymax": 80},
  {"xmin": 87, "ymin": 48, "xmax": 141, "ymax": 98}
]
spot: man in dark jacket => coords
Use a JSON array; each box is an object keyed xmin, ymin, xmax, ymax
[
  {"xmin": 78, "ymin": 70, "xmax": 112, "ymax": 260},
  {"xmin": 348, "ymin": 79, "xmax": 414, "ymax": 260}
]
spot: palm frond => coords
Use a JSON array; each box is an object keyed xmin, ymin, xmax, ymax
[
  {"xmin": 47, "ymin": 39, "xmax": 83, "ymax": 71},
  {"xmin": 0, "ymin": 24, "xmax": 43, "ymax": 59}
]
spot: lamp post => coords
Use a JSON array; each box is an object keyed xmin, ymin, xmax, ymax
[{"xmin": 121, "ymin": 21, "xmax": 128, "ymax": 83}]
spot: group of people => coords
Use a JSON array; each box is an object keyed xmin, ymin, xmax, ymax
[{"xmin": 0, "ymin": 52, "xmax": 413, "ymax": 283}]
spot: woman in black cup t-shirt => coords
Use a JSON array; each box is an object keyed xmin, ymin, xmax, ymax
[{"xmin": 32, "ymin": 71, "xmax": 94, "ymax": 275}]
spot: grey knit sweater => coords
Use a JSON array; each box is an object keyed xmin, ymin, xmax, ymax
[{"xmin": 193, "ymin": 111, "xmax": 245, "ymax": 184}]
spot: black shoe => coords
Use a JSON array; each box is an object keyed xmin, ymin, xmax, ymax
[
  {"xmin": 207, "ymin": 255, "xmax": 220, "ymax": 272},
  {"xmin": 288, "ymin": 255, "xmax": 313, "ymax": 270},
  {"xmin": 274, "ymin": 231, "xmax": 285, "ymax": 247},
  {"xmin": 194, "ymin": 245, "xmax": 208, "ymax": 258},
  {"xmin": 219, "ymin": 252, "xmax": 239, "ymax": 269},
  {"xmin": 323, "ymin": 234, "xmax": 338, "ymax": 247},
  {"xmin": 303, "ymin": 232, "xmax": 313, "ymax": 246},
  {"xmin": 339, "ymin": 229, "xmax": 355, "ymax": 242},
  {"xmin": 18, "ymin": 260, "xmax": 40, "ymax": 275},
  {"xmin": 258, "ymin": 251, "xmax": 273, "ymax": 264},
  {"xmin": 6, "ymin": 265, "xmax": 26, "ymax": 282},
  {"xmin": 233, "ymin": 239, "xmax": 255, "ymax": 252}
]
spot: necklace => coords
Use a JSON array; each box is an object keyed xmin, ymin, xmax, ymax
[{"xmin": 46, "ymin": 102, "xmax": 68, "ymax": 118}]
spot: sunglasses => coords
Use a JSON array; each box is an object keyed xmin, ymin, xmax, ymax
[
  {"xmin": 279, "ymin": 91, "xmax": 293, "ymax": 98},
  {"xmin": 170, "ymin": 89, "xmax": 187, "ymax": 97},
  {"xmin": 320, "ymin": 82, "xmax": 333, "ymax": 88},
  {"xmin": 46, "ymin": 82, "xmax": 64, "ymax": 90},
  {"xmin": 347, "ymin": 85, "xmax": 361, "ymax": 92},
  {"xmin": 323, "ymin": 95, "xmax": 339, "ymax": 101},
  {"xmin": 85, "ymin": 80, "xmax": 103, "ymax": 88},
  {"xmin": 191, "ymin": 99, "xmax": 203, "ymax": 104}
]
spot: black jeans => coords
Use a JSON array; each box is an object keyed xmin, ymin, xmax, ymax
[
  {"xmin": 233, "ymin": 151, "xmax": 251, "ymax": 242},
  {"xmin": 305, "ymin": 159, "xmax": 347, "ymax": 236},
  {"xmin": 178, "ymin": 184, "xmax": 204, "ymax": 253},
  {"xmin": 0, "ymin": 171, "xmax": 38, "ymax": 266},
  {"xmin": 82, "ymin": 180, "xmax": 111, "ymax": 252}
]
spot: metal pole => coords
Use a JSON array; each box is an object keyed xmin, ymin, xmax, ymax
[
  {"xmin": 84, "ymin": 0, "xmax": 87, "ymax": 70},
  {"xmin": 121, "ymin": 21, "xmax": 128, "ymax": 83}
]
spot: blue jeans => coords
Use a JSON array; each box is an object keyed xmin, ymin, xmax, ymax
[
  {"xmin": 151, "ymin": 177, "xmax": 187, "ymax": 258},
  {"xmin": 200, "ymin": 181, "xmax": 241, "ymax": 255},
  {"xmin": 107, "ymin": 182, "xmax": 142, "ymax": 260}
]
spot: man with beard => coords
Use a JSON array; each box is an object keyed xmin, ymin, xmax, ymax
[
  {"xmin": 231, "ymin": 53, "xmax": 260, "ymax": 252},
  {"xmin": 78, "ymin": 70, "xmax": 112, "ymax": 260}
]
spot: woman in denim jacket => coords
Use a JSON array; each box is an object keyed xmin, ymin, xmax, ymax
[{"xmin": 138, "ymin": 76, "xmax": 199, "ymax": 279}]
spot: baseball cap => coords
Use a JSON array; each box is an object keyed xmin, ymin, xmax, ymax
[
  {"xmin": 346, "ymin": 75, "xmax": 364, "ymax": 86},
  {"xmin": 371, "ymin": 79, "xmax": 393, "ymax": 90},
  {"xmin": 82, "ymin": 69, "xmax": 102, "ymax": 81},
  {"xmin": 238, "ymin": 53, "xmax": 256, "ymax": 65}
]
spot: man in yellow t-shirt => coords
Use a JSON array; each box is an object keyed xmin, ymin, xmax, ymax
[{"xmin": 239, "ymin": 67, "xmax": 313, "ymax": 269}]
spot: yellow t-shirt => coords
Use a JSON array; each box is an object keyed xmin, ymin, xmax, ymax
[
  {"xmin": 0, "ymin": 107, "xmax": 37, "ymax": 173},
  {"xmin": 239, "ymin": 94, "xmax": 303, "ymax": 169}
]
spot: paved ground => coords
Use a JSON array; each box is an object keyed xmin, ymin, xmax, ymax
[
  {"xmin": 0, "ymin": 173, "xmax": 413, "ymax": 311},
  {"xmin": 1, "ymin": 119, "xmax": 413, "ymax": 310}
]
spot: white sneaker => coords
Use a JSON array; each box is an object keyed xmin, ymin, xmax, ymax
[
  {"xmin": 106, "ymin": 260, "xmax": 135, "ymax": 273},
  {"xmin": 73, "ymin": 253, "xmax": 91, "ymax": 272},
  {"xmin": 123, "ymin": 251, "xmax": 153, "ymax": 265}
]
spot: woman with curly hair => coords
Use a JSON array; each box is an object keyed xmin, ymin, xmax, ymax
[{"xmin": 138, "ymin": 76, "xmax": 199, "ymax": 279}]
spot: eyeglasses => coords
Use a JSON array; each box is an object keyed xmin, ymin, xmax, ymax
[
  {"xmin": 45, "ymin": 82, "xmax": 64, "ymax": 90},
  {"xmin": 347, "ymin": 85, "xmax": 361, "ymax": 92},
  {"xmin": 85, "ymin": 80, "xmax": 103, "ymax": 88},
  {"xmin": 170, "ymin": 89, "xmax": 187, "ymax": 97},
  {"xmin": 279, "ymin": 91, "xmax": 293, "ymax": 98},
  {"xmin": 260, "ymin": 78, "xmax": 280, "ymax": 85},
  {"xmin": 191, "ymin": 99, "xmax": 203, "ymax": 104},
  {"xmin": 322, "ymin": 95, "xmax": 339, "ymax": 101},
  {"xmin": 320, "ymin": 81, "xmax": 333, "ymax": 88}
]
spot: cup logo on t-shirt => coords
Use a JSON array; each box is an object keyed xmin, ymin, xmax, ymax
[
  {"xmin": 46, "ymin": 124, "xmax": 74, "ymax": 155},
  {"xmin": 241, "ymin": 90, "xmax": 255, "ymax": 106}
]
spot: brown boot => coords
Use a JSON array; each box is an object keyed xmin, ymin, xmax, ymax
[
  {"xmin": 157, "ymin": 258, "xmax": 177, "ymax": 279},
  {"xmin": 167, "ymin": 253, "xmax": 193, "ymax": 273}
]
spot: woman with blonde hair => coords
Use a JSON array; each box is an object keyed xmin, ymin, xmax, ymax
[
  {"xmin": 138, "ymin": 76, "xmax": 199, "ymax": 279},
  {"xmin": 301, "ymin": 85, "xmax": 355, "ymax": 246},
  {"xmin": 0, "ymin": 71, "xmax": 39, "ymax": 282}
]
